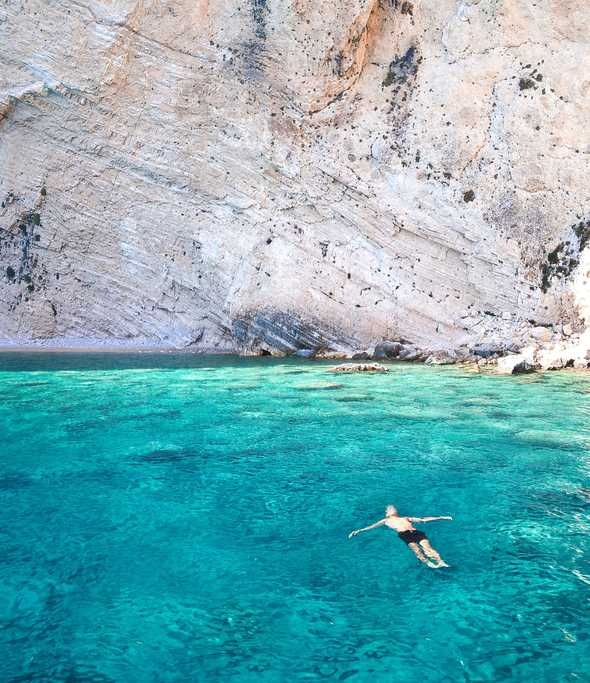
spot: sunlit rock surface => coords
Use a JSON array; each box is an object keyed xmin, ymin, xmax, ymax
[{"xmin": 1, "ymin": 1, "xmax": 589, "ymax": 352}]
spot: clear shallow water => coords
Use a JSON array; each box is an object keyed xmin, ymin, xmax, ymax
[{"xmin": 1, "ymin": 353, "xmax": 589, "ymax": 682}]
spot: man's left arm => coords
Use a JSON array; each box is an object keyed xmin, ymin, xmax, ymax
[{"xmin": 409, "ymin": 516, "xmax": 453, "ymax": 523}]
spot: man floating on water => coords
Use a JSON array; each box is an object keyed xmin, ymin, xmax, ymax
[{"xmin": 348, "ymin": 505, "xmax": 452, "ymax": 569}]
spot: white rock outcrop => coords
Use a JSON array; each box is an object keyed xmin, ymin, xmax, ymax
[
  {"xmin": 496, "ymin": 355, "xmax": 536, "ymax": 375},
  {"xmin": 1, "ymin": 1, "xmax": 589, "ymax": 352}
]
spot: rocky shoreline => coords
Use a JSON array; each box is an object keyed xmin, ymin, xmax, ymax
[
  {"xmin": 248, "ymin": 331, "xmax": 590, "ymax": 376},
  {"xmin": 1, "ymin": 330, "xmax": 589, "ymax": 376}
]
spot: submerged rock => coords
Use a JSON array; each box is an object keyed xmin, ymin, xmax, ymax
[
  {"xmin": 329, "ymin": 363, "xmax": 389, "ymax": 373},
  {"xmin": 295, "ymin": 381, "xmax": 344, "ymax": 391}
]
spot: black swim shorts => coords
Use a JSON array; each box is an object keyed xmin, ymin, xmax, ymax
[{"xmin": 398, "ymin": 530, "xmax": 427, "ymax": 545}]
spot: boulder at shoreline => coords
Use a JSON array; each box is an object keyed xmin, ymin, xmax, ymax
[{"xmin": 496, "ymin": 355, "xmax": 537, "ymax": 375}]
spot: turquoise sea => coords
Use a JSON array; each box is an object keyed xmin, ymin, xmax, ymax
[{"xmin": 1, "ymin": 353, "xmax": 589, "ymax": 682}]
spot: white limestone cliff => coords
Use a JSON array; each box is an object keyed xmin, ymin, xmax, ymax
[{"xmin": 1, "ymin": 0, "xmax": 589, "ymax": 354}]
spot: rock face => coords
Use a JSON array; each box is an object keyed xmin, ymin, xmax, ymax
[{"xmin": 1, "ymin": 1, "xmax": 590, "ymax": 352}]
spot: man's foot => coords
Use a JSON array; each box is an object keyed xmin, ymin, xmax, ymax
[{"xmin": 435, "ymin": 561, "xmax": 450, "ymax": 568}]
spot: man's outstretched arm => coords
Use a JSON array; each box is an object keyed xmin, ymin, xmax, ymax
[
  {"xmin": 408, "ymin": 516, "xmax": 453, "ymax": 523},
  {"xmin": 348, "ymin": 519, "xmax": 385, "ymax": 538}
]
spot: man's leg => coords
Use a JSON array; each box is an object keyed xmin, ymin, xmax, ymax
[
  {"xmin": 407, "ymin": 542, "xmax": 432, "ymax": 566},
  {"xmin": 419, "ymin": 539, "xmax": 449, "ymax": 568}
]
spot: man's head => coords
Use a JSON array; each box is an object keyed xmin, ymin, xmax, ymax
[{"xmin": 385, "ymin": 505, "xmax": 398, "ymax": 517}]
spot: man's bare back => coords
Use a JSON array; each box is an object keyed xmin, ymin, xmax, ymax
[{"xmin": 348, "ymin": 504, "xmax": 452, "ymax": 569}]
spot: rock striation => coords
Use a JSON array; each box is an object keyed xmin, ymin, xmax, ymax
[{"xmin": 1, "ymin": 1, "xmax": 590, "ymax": 354}]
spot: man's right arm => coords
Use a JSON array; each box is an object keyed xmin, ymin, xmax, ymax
[{"xmin": 348, "ymin": 519, "xmax": 385, "ymax": 538}]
